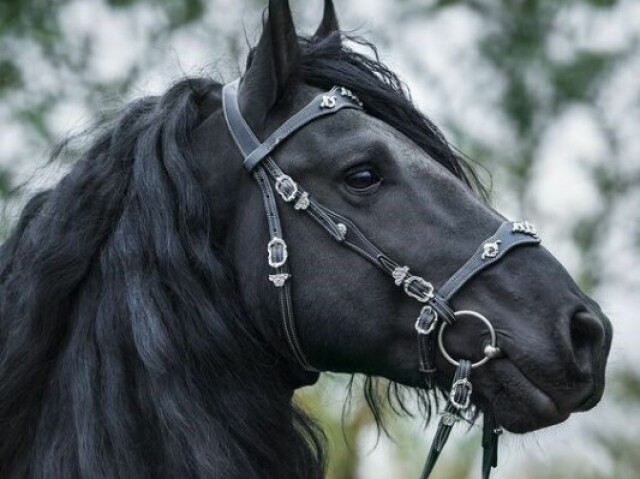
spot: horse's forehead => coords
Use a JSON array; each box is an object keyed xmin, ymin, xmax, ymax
[{"xmin": 295, "ymin": 109, "xmax": 436, "ymax": 172}]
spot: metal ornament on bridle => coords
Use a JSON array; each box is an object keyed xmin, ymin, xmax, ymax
[{"xmin": 221, "ymin": 79, "xmax": 542, "ymax": 479}]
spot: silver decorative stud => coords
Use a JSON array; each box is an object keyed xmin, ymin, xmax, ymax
[
  {"xmin": 441, "ymin": 412, "xmax": 458, "ymax": 426},
  {"xmin": 336, "ymin": 222, "xmax": 347, "ymax": 238},
  {"xmin": 269, "ymin": 273, "xmax": 290, "ymax": 287},
  {"xmin": 392, "ymin": 266, "xmax": 410, "ymax": 286},
  {"xmin": 320, "ymin": 94, "xmax": 337, "ymax": 109},
  {"xmin": 481, "ymin": 240, "xmax": 502, "ymax": 260},
  {"xmin": 512, "ymin": 220, "xmax": 538, "ymax": 238},
  {"xmin": 293, "ymin": 191, "xmax": 310, "ymax": 211},
  {"xmin": 483, "ymin": 344, "xmax": 502, "ymax": 359},
  {"xmin": 339, "ymin": 87, "xmax": 363, "ymax": 107}
]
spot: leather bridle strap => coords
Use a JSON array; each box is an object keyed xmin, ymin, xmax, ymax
[
  {"xmin": 222, "ymin": 78, "xmax": 542, "ymax": 479},
  {"xmin": 222, "ymin": 80, "xmax": 323, "ymax": 370},
  {"xmin": 415, "ymin": 221, "xmax": 541, "ymax": 385},
  {"xmin": 223, "ymin": 80, "xmax": 436, "ymax": 370}
]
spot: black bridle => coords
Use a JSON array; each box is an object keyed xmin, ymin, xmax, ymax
[{"xmin": 222, "ymin": 80, "xmax": 541, "ymax": 479}]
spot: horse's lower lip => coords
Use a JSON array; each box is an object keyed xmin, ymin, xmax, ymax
[{"xmin": 482, "ymin": 358, "xmax": 571, "ymax": 433}]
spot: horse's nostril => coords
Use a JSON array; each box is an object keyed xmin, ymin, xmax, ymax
[{"xmin": 570, "ymin": 310, "xmax": 604, "ymax": 369}]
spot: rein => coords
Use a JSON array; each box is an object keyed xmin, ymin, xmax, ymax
[{"xmin": 222, "ymin": 79, "xmax": 541, "ymax": 478}]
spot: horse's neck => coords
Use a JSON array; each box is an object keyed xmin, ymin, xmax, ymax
[
  {"xmin": 206, "ymin": 379, "xmax": 319, "ymax": 479},
  {"xmin": 24, "ymin": 359, "xmax": 316, "ymax": 479}
]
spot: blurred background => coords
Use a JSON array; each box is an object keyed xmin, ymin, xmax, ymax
[{"xmin": 1, "ymin": 0, "xmax": 638, "ymax": 477}]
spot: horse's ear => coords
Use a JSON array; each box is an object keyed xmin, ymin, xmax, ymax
[
  {"xmin": 314, "ymin": 0, "xmax": 340, "ymax": 39},
  {"xmin": 239, "ymin": 0, "xmax": 300, "ymax": 130}
]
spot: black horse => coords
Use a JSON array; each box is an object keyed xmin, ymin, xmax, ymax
[{"xmin": 0, "ymin": 1, "xmax": 611, "ymax": 478}]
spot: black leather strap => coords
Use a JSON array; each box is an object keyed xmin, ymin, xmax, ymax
[
  {"xmin": 482, "ymin": 410, "xmax": 501, "ymax": 479},
  {"xmin": 222, "ymin": 79, "xmax": 542, "ymax": 479},
  {"xmin": 223, "ymin": 81, "xmax": 317, "ymax": 371},
  {"xmin": 439, "ymin": 221, "xmax": 540, "ymax": 300},
  {"xmin": 223, "ymin": 79, "xmax": 443, "ymax": 372},
  {"xmin": 416, "ymin": 221, "xmax": 540, "ymax": 377},
  {"xmin": 243, "ymin": 86, "xmax": 362, "ymax": 171},
  {"xmin": 421, "ymin": 359, "xmax": 473, "ymax": 479}
]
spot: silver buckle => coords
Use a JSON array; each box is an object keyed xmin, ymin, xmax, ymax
[
  {"xmin": 267, "ymin": 237, "xmax": 288, "ymax": 268},
  {"xmin": 275, "ymin": 175, "xmax": 298, "ymax": 202},
  {"xmin": 449, "ymin": 378, "xmax": 472, "ymax": 410},
  {"xmin": 414, "ymin": 305, "xmax": 438, "ymax": 335},
  {"xmin": 403, "ymin": 275, "xmax": 434, "ymax": 303}
]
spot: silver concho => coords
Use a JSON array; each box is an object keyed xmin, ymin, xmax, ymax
[
  {"xmin": 320, "ymin": 94, "xmax": 337, "ymax": 109},
  {"xmin": 269, "ymin": 273, "xmax": 290, "ymax": 287},
  {"xmin": 339, "ymin": 87, "xmax": 363, "ymax": 107},
  {"xmin": 336, "ymin": 222, "xmax": 347, "ymax": 238},
  {"xmin": 512, "ymin": 220, "xmax": 538, "ymax": 238},
  {"xmin": 481, "ymin": 240, "xmax": 502, "ymax": 260},
  {"xmin": 441, "ymin": 412, "xmax": 459, "ymax": 426},
  {"xmin": 392, "ymin": 266, "xmax": 410, "ymax": 286},
  {"xmin": 293, "ymin": 191, "xmax": 310, "ymax": 211}
]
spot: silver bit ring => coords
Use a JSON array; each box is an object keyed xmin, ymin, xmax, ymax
[{"xmin": 438, "ymin": 310, "xmax": 500, "ymax": 369}]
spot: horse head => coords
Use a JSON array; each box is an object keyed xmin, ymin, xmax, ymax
[
  {"xmin": 211, "ymin": 0, "xmax": 612, "ymax": 434},
  {"xmin": 0, "ymin": 1, "xmax": 611, "ymax": 478}
]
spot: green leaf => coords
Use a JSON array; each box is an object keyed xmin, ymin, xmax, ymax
[
  {"xmin": 585, "ymin": 0, "xmax": 619, "ymax": 7},
  {"xmin": 0, "ymin": 167, "xmax": 12, "ymax": 198},
  {"xmin": 166, "ymin": 0, "xmax": 205, "ymax": 28},
  {"xmin": 106, "ymin": 0, "xmax": 139, "ymax": 7},
  {"xmin": 552, "ymin": 51, "xmax": 619, "ymax": 104},
  {"xmin": 0, "ymin": 60, "xmax": 22, "ymax": 93}
]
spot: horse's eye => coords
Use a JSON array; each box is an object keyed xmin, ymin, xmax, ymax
[{"xmin": 344, "ymin": 168, "xmax": 382, "ymax": 192}]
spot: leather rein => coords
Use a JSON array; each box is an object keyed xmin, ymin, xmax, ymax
[{"xmin": 221, "ymin": 79, "xmax": 541, "ymax": 478}]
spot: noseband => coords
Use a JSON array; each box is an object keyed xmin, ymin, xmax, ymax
[{"xmin": 222, "ymin": 80, "xmax": 541, "ymax": 479}]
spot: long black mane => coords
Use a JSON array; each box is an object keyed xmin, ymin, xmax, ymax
[{"xmin": 0, "ymin": 31, "xmax": 482, "ymax": 478}]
